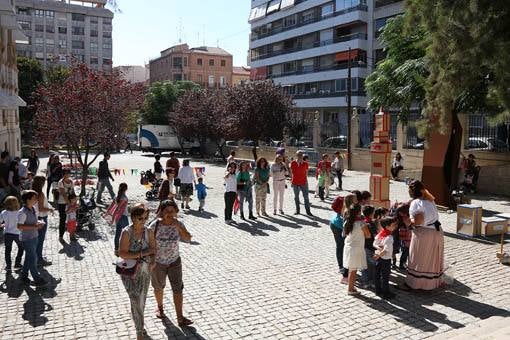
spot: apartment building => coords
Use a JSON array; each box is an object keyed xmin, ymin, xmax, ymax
[
  {"xmin": 248, "ymin": 0, "xmax": 403, "ymax": 142},
  {"xmin": 15, "ymin": 0, "xmax": 113, "ymax": 71},
  {"xmin": 149, "ymin": 43, "xmax": 233, "ymax": 88},
  {"xmin": 114, "ymin": 65, "xmax": 149, "ymax": 84},
  {"xmin": 232, "ymin": 66, "xmax": 251, "ymax": 85}
]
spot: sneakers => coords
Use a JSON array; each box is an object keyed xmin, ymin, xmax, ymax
[
  {"xmin": 37, "ymin": 259, "xmax": 52, "ymax": 267},
  {"xmin": 262, "ymin": 212, "xmax": 268, "ymax": 217},
  {"xmin": 33, "ymin": 278, "xmax": 48, "ymax": 287},
  {"xmin": 19, "ymin": 276, "xmax": 31, "ymax": 285},
  {"xmin": 279, "ymin": 210, "xmax": 284, "ymax": 215}
]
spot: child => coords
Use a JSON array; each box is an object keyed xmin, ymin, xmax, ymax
[
  {"xmin": 373, "ymin": 216, "xmax": 398, "ymax": 299},
  {"xmin": 330, "ymin": 196, "xmax": 348, "ymax": 284},
  {"xmin": 17, "ymin": 190, "xmax": 47, "ymax": 286},
  {"xmin": 66, "ymin": 193, "xmax": 79, "ymax": 242},
  {"xmin": 317, "ymin": 171, "xmax": 326, "ymax": 201},
  {"xmin": 359, "ymin": 191, "xmax": 372, "ymax": 206},
  {"xmin": 396, "ymin": 203, "xmax": 411, "ymax": 270},
  {"xmin": 154, "ymin": 155, "xmax": 163, "ymax": 180},
  {"xmin": 342, "ymin": 193, "xmax": 357, "ymax": 218},
  {"xmin": 150, "ymin": 199, "xmax": 193, "ymax": 326},
  {"xmin": 195, "ymin": 177, "xmax": 207, "ymax": 212},
  {"xmin": 1, "ymin": 196, "xmax": 23, "ymax": 272},
  {"xmin": 361, "ymin": 205, "xmax": 377, "ymax": 289},
  {"xmin": 342, "ymin": 203, "xmax": 370, "ymax": 295}
]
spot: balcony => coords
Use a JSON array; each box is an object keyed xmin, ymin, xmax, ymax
[
  {"xmin": 251, "ymin": 4, "xmax": 368, "ymax": 42},
  {"xmin": 252, "ymin": 32, "xmax": 367, "ymax": 62},
  {"xmin": 292, "ymin": 89, "xmax": 366, "ymax": 99},
  {"xmin": 269, "ymin": 60, "xmax": 367, "ymax": 79}
]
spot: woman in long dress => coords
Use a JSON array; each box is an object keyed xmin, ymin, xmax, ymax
[{"xmin": 404, "ymin": 180, "xmax": 444, "ymax": 290}]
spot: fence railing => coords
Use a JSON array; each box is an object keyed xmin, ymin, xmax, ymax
[
  {"xmin": 467, "ymin": 114, "xmax": 510, "ymax": 152},
  {"xmin": 404, "ymin": 111, "xmax": 424, "ymax": 149},
  {"xmin": 357, "ymin": 111, "xmax": 398, "ymax": 149}
]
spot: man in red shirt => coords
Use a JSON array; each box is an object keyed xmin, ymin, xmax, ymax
[{"xmin": 290, "ymin": 151, "xmax": 313, "ymax": 216}]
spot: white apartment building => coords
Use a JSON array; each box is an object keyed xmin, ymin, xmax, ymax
[
  {"xmin": 248, "ymin": 0, "xmax": 403, "ymax": 144},
  {"xmin": 15, "ymin": 0, "xmax": 113, "ymax": 71},
  {"xmin": 114, "ymin": 65, "xmax": 149, "ymax": 84}
]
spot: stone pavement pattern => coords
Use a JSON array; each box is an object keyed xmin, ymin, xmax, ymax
[{"xmin": 0, "ymin": 152, "xmax": 509, "ymax": 340}]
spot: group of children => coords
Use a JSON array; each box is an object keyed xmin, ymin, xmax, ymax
[{"xmin": 330, "ymin": 190, "xmax": 412, "ymax": 299}]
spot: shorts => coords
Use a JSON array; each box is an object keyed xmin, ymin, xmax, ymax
[
  {"xmin": 151, "ymin": 257, "xmax": 183, "ymax": 293},
  {"xmin": 180, "ymin": 183, "xmax": 193, "ymax": 198}
]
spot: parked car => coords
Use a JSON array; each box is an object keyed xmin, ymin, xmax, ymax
[
  {"xmin": 466, "ymin": 137, "xmax": 509, "ymax": 151},
  {"xmin": 321, "ymin": 136, "xmax": 347, "ymax": 149},
  {"xmin": 242, "ymin": 140, "xmax": 256, "ymax": 147},
  {"xmin": 225, "ymin": 140, "xmax": 238, "ymax": 146}
]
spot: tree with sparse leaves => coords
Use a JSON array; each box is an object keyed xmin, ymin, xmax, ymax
[
  {"xmin": 34, "ymin": 64, "xmax": 144, "ymax": 194},
  {"xmin": 17, "ymin": 57, "xmax": 44, "ymax": 142}
]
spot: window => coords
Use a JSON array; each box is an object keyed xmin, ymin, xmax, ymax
[
  {"xmin": 72, "ymin": 26, "xmax": 85, "ymax": 35},
  {"xmin": 220, "ymin": 76, "xmax": 226, "ymax": 87},
  {"xmin": 103, "ymin": 18, "xmax": 112, "ymax": 25},
  {"xmin": 35, "ymin": 9, "xmax": 45, "ymax": 17},
  {"xmin": 35, "ymin": 52, "xmax": 44, "ymax": 59},
  {"xmin": 59, "ymin": 40, "xmax": 67, "ymax": 48},
  {"xmin": 75, "ymin": 54, "xmax": 85, "ymax": 62},
  {"xmin": 90, "ymin": 57, "xmax": 98, "ymax": 64},
  {"xmin": 173, "ymin": 57, "xmax": 182, "ymax": 68},
  {"xmin": 208, "ymin": 75, "xmax": 215, "ymax": 87},
  {"xmin": 197, "ymin": 74, "xmax": 203, "ymax": 83},
  {"xmin": 301, "ymin": 9, "xmax": 314, "ymax": 23},
  {"xmin": 103, "ymin": 43, "xmax": 112, "ymax": 49},
  {"xmin": 90, "ymin": 30, "xmax": 98, "ymax": 37},
  {"xmin": 90, "ymin": 17, "xmax": 98, "ymax": 24},
  {"xmin": 197, "ymin": 58, "xmax": 202, "ymax": 65},
  {"xmin": 72, "ymin": 13, "xmax": 85, "ymax": 22},
  {"xmin": 18, "ymin": 21, "xmax": 31, "ymax": 30},
  {"xmin": 336, "ymin": 0, "xmax": 365, "ymax": 11},
  {"xmin": 90, "ymin": 42, "xmax": 98, "ymax": 49},
  {"xmin": 221, "ymin": 59, "xmax": 226, "ymax": 67},
  {"xmin": 375, "ymin": 15, "xmax": 396, "ymax": 37},
  {"xmin": 46, "ymin": 39, "xmax": 54, "ymax": 47},
  {"xmin": 183, "ymin": 57, "xmax": 188, "ymax": 67},
  {"xmin": 58, "ymin": 27, "xmax": 67, "ymax": 34},
  {"xmin": 103, "ymin": 58, "xmax": 111, "ymax": 65},
  {"xmin": 46, "ymin": 26, "xmax": 55, "ymax": 33},
  {"xmin": 45, "ymin": 10, "xmax": 55, "ymax": 18},
  {"xmin": 173, "ymin": 74, "xmax": 183, "ymax": 81},
  {"xmin": 35, "ymin": 24, "xmax": 44, "ymax": 32},
  {"xmin": 47, "ymin": 53, "xmax": 54, "ymax": 60},
  {"xmin": 321, "ymin": 3, "xmax": 334, "ymax": 17},
  {"xmin": 72, "ymin": 40, "xmax": 84, "ymax": 49},
  {"xmin": 17, "ymin": 8, "xmax": 30, "ymax": 15},
  {"xmin": 284, "ymin": 15, "xmax": 297, "ymax": 28},
  {"xmin": 35, "ymin": 37, "xmax": 44, "ymax": 46},
  {"xmin": 103, "ymin": 31, "xmax": 112, "ymax": 38},
  {"xmin": 335, "ymin": 79, "xmax": 347, "ymax": 92},
  {"xmin": 209, "ymin": 59, "xmax": 214, "ymax": 66}
]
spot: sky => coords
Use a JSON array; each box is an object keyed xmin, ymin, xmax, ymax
[{"xmin": 111, "ymin": 0, "xmax": 251, "ymax": 67}]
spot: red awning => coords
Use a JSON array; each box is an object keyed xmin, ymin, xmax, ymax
[{"xmin": 335, "ymin": 49, "xmax": 361, "ymax": 62}]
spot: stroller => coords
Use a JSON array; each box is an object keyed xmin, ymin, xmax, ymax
[
  {"xmin": 140, "ymin": 169, "xmax": 162, "ymax": 199},
  {"xmin": 77, "ymin": 187, "xmax": 97, "ymax": 231}
]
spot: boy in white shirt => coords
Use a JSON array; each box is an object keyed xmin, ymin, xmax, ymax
[{"xmin": 373, "ymin": 217, "xmax": 398, "ymax": 299}]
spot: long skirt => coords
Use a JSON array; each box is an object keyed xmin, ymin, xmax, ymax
[{"xmin": 405, "ymin": 227, "xmax": 444, "ymax": 290}]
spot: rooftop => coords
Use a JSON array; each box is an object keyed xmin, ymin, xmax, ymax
[{"xmin": 233, "ymin": 66, "xmax": 251, "ymax": 75}]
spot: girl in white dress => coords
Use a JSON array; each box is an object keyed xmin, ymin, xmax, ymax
[{"xmin": 343, "ymin": 203, "xmax": 371, "ymax": 295}]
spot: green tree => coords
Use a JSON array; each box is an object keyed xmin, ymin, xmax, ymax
[
  {"xmin": 45, "ymin": 64, "xmax": 71, "ymax": 85},
  {"xmin": 142, "ymin": 80, "xmax": 199, "ymax": 124},
  {"xmin": 17, "ymin": 57, "xmax": 44, "ymax": 141}
]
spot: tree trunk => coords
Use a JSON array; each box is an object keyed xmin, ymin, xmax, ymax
[
  {"xmin": 80, "ymin": 166, "xmax": 88, "ymax": 197},
  {"xmin": 252, "ymin": 146, "xmax": 258, "ymax": 163},
  {"xmin": 216, "ymin": 141, "xmax": 226, "ymax": 161},
  {"xmin": 421, "ymin": 111, "xmax": 462, "ymax": 208}
]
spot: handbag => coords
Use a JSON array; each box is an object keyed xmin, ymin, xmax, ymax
[{"xmin": 115, "ymin": 258, "xmax": 139, "ymax": 278}]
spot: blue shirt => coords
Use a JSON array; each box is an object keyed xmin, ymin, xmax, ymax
[
  {"xmin": 196, "ymin": 183, "xmax": 207, "ymax": 200},
  {"xmin": 330, "ymin": 214, "xmax": 344, "ymax": 230}
]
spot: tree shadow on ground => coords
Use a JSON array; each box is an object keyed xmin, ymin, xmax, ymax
[
  {"xmin": 356, "ymin": 278, "xmax": 510, "ymax": 334},
  {"xmin": 58, "ymin": 239, "xmax": 85, "ymax": 260},
  {"xmin": 160, "ymin": 315, "xmax": 207, "ymax": 339}
]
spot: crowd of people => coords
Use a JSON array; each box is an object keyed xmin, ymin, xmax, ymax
[{"xmin": 1, "ymin": 148, "xmax": 448, "ymax": 338}]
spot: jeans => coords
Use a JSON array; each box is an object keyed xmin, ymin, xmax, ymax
[
  {"xmin": 335, "ymin": 170, "xmax": 343, "ymax": 189},
  {"xmin": 58, "ymin": 204, "xmax": 67, "ymax": 238},
  {"xmin": 400, "ymin": 246, "xmax": 409, "ymax": 267},
  {"xmin": 237, "ymin": 189, "xmax": 253, "ymax": 215},
  {"xmin": 4, "ymin": 233, "xmax": 23, "ymax": 268},
  {"xmin": 115, "ymin": 215, "xmax": 129, "ymax": 251},
  {"xmin": 361, "ymin": 248, "xmax": 376, "ymax": 284},
  {"xmin": 331, "ymin": 226, "xmax": 347, "ymax": 277},
  {"xmin": 37, "ymin": 216, "xmax": 48, "ymax": 262},
  {"xmin": 292, "ymin": 183, "xmax": 311, "ymax": 214},
  {"xmin": 97, "ymin": 178, "xmax": 115, "ymax": 201},
  {"xmin": 375, "ymin": 258, "xmax": 392, "ymax": 294},
  {"xmin": 224, "ymin": 192, "xmax": 236, "ymax": 220},
  {"xmin": 21, "ymin": 237, "xmax": 41, "ymax": 280}
]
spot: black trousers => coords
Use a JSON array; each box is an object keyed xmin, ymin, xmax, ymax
[
  {"xmin": 391, "ymin": 166, "xmax": 403, "ymax": 178},
  {"xmin": 4, "ymin": 233, "xmax": 23, "ymax": 268},
  {"xmin": 58, "ymin": 204, "xmax": 67, "ymax": 238},
  {"xmin": 224, "ymin": 192, "xmax": 236, "ymax": 220},
  {"xmin": 375, "ymin": 258, "xmax": 392, "ymax": 294},
  {"xmin": 335, "ymin": 170, "xmax": 343, "ymax": 189}
]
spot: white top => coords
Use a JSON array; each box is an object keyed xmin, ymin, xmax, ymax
[
  {"xmin": 392, "ymin": 158, "xmax": 404, "ymax": 168},
  {"xmin": 332, "ymin": 156, "xmax": 344, "ymax": 171},
  {"xmin": 177, "ymin": 166, "xmax": 195, "ymax": 184},
  {"xmin": 57, "ymin": 179, "xmax": 74, "ymax": 204},
  {"xmin": 409, "ymin": 198, "xmax": 439, "ymax": 229},
  {"xmin": 34, "ymin": 194, "xmax": 50, "ymax": 218},
  {"xmin": 0, "ymin": 210, "xmax": 20, "ymax": 235},
  {"xmin": 270, "ymin": 163, "xmax": 287, "ymax": 181},
  {"xmin": 226, "ymin": 155, "xmax": 235, "ymax": 165},
  {"xmin": 373, "ymin": 235, "xmax": 394, "ymax": 260},
  {"xmin": 224, "ymin": 173, "xmax": 237, "ymax": 192}
]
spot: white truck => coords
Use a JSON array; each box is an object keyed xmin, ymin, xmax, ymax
[{"xmin": 138, "ymin": 125, "xmax": 200, "ymax": 153}]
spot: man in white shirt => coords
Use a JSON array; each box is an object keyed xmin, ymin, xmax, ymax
[{"xmin": 332, "ymin": 151, "xmax": 344, "ymax": 190}]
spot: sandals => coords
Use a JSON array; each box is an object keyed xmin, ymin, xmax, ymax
[
  {"xmin": 155, "ymin": 306, "xmax": 165, "ymax": 319},
  {"xmin": 347, "ymin": 290, "xmax": 360, "ymax": 296},
  {"xmin": 178, "ymin": 316, "xmax": 194, "ymax": 327}
]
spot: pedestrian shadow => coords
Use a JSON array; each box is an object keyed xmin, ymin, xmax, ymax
[
  {"xmin": 77, "ymin": 228, "xmax": 105, "ymax": 242},
  {"xmin": 0, "ymin": 272, "xmax": 24, "ymax": 298},
  {"xmin": 230, "ymin": 221, "xmax": 269, "ymax": 236},
  {"xmin": 185, "ymin": 210, "xmax": 218, "ymax": 219},
  {"xmin": 161, "ymin": 315, "xmax": 207, "ymax": 339},
  {"xmin": 22, "ymin": 284, "xmax": 54, "ymax": 327},
  {"xmin": 280, "ymin": 214, "xmax": 322, "ymax": 228},
  {"xmin": 58, "ymin": 240, "xmax": 85, "ymax": 260}
]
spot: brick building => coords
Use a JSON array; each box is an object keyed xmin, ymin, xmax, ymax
[
  {"xmin": 149, "ymin": 43, "xmax": 233, "ymax": 88},
  {"xmin": 232, "ymin": 66, "xmax": 250, "ymax": 85}
]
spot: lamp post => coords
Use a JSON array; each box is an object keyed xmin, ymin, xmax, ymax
[{"xmin": 346, "ymin": 47, "xmax": 352, "ymax": 170}]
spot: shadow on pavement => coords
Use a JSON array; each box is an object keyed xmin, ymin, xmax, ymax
[
  {"xmin": 444, "ymin": 231, "xmax": 509, "ymax": 246},
  {"xmin": 161, "ymin": 315, "xmax": 207, "ymax": 339},
  {"xmin": 58, "ymin": 239, "xmax": 85, "ymax": 260},
  {"xmin": 230, "ymin": 221, "xmax": 269, "ymax": 236},
  {"xmin": 185, "ymin": 210, "xmax": 218, "ymax": 219}
]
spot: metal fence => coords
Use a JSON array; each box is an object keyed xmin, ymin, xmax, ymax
[
  {"xmin": 358, "ymin": 111, "xmax": 398, "ymax": 149},
  {"xmin": 404, "ymin": 111, "xmax": 424, "ymax": 149},
  {"xmin": 467, "ymin": 114, "xmax": 510, "ymax": 152}
]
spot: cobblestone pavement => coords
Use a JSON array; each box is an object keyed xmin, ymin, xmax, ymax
[{"xmin": 1, "ymin": 152, "xmax": 509, "ymax": 340}]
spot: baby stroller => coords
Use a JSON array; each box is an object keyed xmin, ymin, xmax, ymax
[
  {"xmin": 141, "ymin": 169, "xmax": 162, "ymax": 199},
  {"xmin": 77, "ymin": 187, "xmax": 97, "ymax": 231}
]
